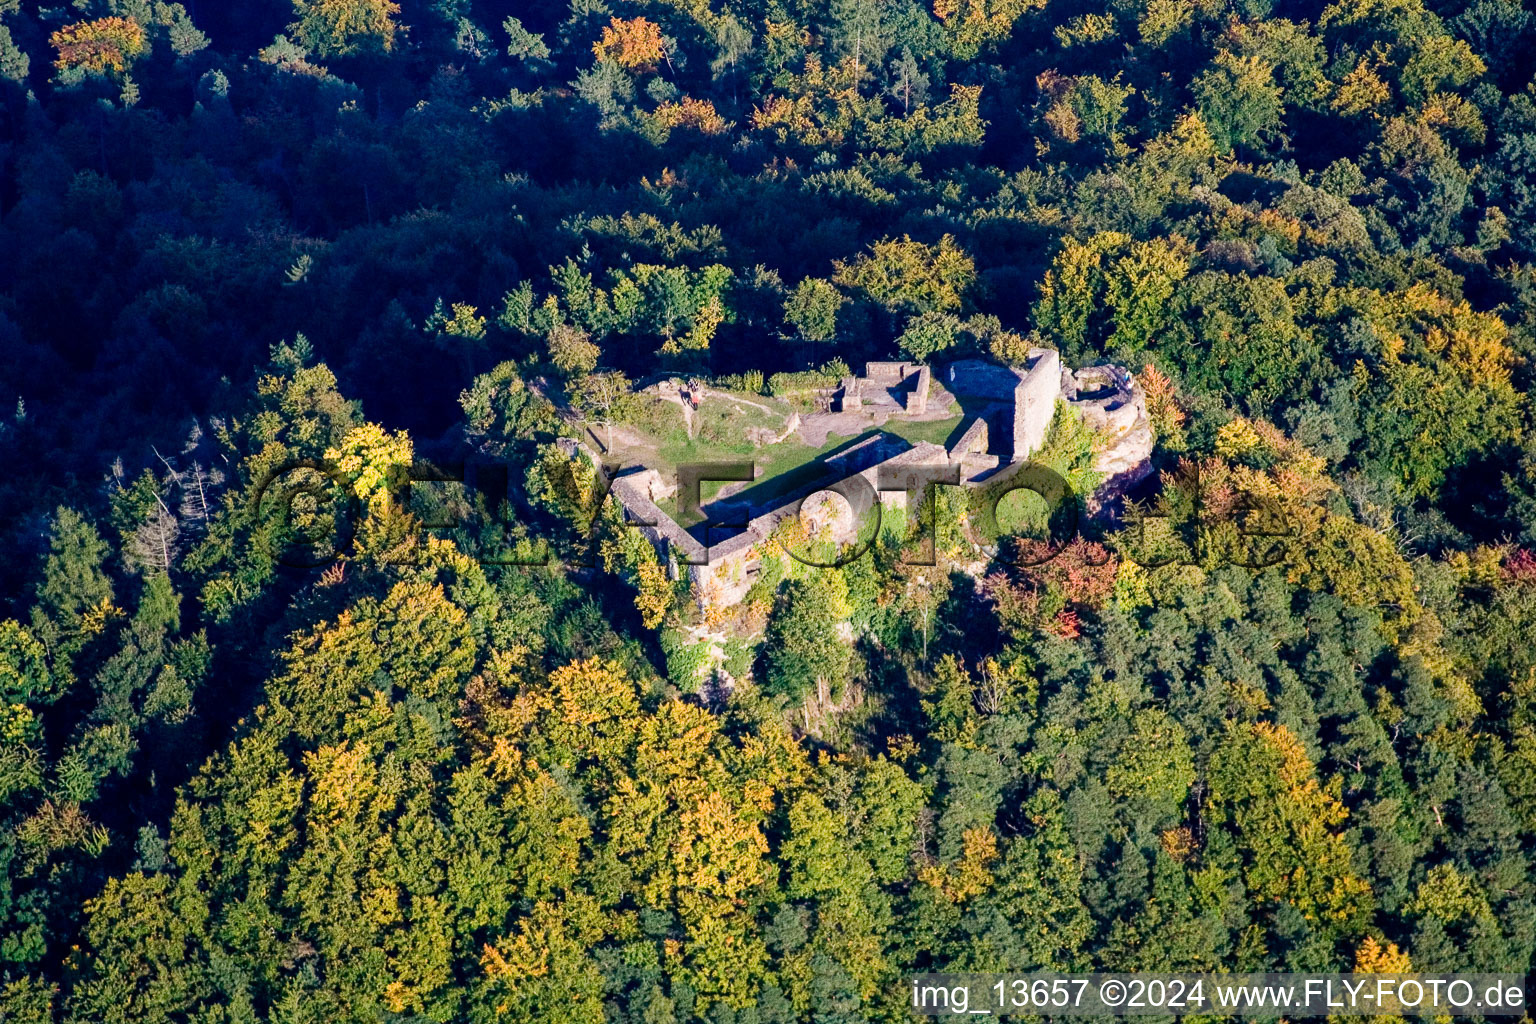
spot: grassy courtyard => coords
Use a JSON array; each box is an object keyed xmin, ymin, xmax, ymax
[{"xmin": 607, "ymin": 384, "xmax": 967, "ymax": 529}]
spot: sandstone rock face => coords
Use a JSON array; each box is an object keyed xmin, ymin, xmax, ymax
[
  {"xmin": 1090, "ymin": 419, "xmax": 1154, "ymax": 515},
  {"xmin": 1064, "ymin": 365, "xmax": 1154, "ymax": 515},
  {"xmin": 799, "ymin": 489, "xmax": 857, "ymax": 545}
]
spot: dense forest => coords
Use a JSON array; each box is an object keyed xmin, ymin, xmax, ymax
[{"xmin": 1, "ymin": 0, "xmax": 1535, "ymax": 1020}]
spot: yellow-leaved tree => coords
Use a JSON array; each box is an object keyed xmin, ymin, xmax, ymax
[
  {"xmin": 592, "ymin": 16, "xmax": 666, "ymax": 71},
  {"xmin": 833, "ymin": 234, "xmax": 976, "ymax": 316},
  {"xmin": 289, "ymin": 0, "xmax": 401, "ymax": 57},
  {"xmin": 918, "ymin": 826, "xmax": 1000, "ymax": 903},
  {"xmin": 51, "ymin": 17, "xmax": 146, "ymax": 77},
  {"xmin": 325, "ymin": 422, "xmax": 412, "ymax": 511},
  {"xmin": 1205, "ymin": 721, "xmax": 1373, "ymax": 930},
  {"xmin": 932, "ymin": 0, "xmax": 1047, "ymax": 58}
]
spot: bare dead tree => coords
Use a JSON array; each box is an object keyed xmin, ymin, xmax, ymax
[
  {"xmin": 132, "ymin": 501, "xmax": 180, "ymax": 574},
  {"xmin": 151, "ymin": 445, "xmax": 182, "ymax": 486},
  {"xmin": 976, "ymin": 659, "xmax": 1009, "ymax": 715},
  {"xmin": 179, "ymin": 463, "xmax": 212, "ymax": 530}
]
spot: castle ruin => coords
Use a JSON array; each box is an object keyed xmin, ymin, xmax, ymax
[
  {"xmin": 837, "ymin": 361, "xmax": 932, "ymax": 415},
  {"xmin": 587, "ymin": 348, "xmax": 1153, "ymax": 613}
]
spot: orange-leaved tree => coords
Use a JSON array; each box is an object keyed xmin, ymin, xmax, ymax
[
  {"xmin": 51, "ymin": 17, "xmax": 146, "ymax": 77},
  {"xmin": 592, "ymin": 16, "xmax": 665, "ymax": 71}
]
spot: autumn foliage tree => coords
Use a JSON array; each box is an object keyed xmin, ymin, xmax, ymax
[
  {"xmin": 1206, "ymin": 721, "xmax": 1373, "ymax": 931},
  {"xmin": 2, "ymin": 0, "xmax": 1536, "ymax": 1012},
  {"xmin": 289, "ymin": 0, "xmax": 401, "ymax": 57},
  {"xmin": 51, "ymin": 17, "xmax": 146, "ymax": 77},
  {"xmin": 834, "ymin": 234, "xmax": 976, "ymax": 317},
  {"xmin": 592, "ymin": 16, "xmax": 666, "ymax": 71}
]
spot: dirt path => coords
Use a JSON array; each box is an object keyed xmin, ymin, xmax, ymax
[
  {"xmin": 700, "ymin": 387, "xmax": 776, "ymax": 416},
  {"xmin": 592, "ymin": 422, "xmax": 665, "ymax": 465}
]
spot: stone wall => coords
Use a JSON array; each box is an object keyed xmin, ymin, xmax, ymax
[
  {"xmin": 683, "ymin": 441, "xmax": 955, "ymax": 611},
  {"xmin": 688, "ymin": 521, "xmax": 768, "ymax": 608},
  {"xmin": 863, "ymin": 360, "xmax": 919, "ymax": 383},
  {"xmin": 906, "ymin": 365, "xmax": 931, "ymax": 413},
  {"xmin": 951, "ymin": 417, "xmax": 988, "ymax": 456},
  {"xmin": 1064, "ymin": 365, "xmax": 1155, "ymax": 516},
  {"xmin": 1012, "ymin": 348, "xmax": 1061, "ymax": 460},
  {"xmin": 838, "ymin": 376, "xmax": 861, "ymax": 412},
  {"xmin": 860, "ymin": 442, "xmax": 954, "ymax": 511},
  {"xmin": 587, "ymin": 349, "xmax": 1164, "ymax": 622},
  {"xmin": 610, "ymin": 471, "xmax": 707, "ymax": 570},
  {"xmin": 943, "ymin": 359, "xmax": 1027, "ymax": 400}
]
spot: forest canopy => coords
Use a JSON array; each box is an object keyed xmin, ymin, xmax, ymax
[{"xmin": 0, "ymin": 0, "xmax": 1534, "ymax": 1020}]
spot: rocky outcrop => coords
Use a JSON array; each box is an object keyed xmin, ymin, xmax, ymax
[{"xmin": 1064, "ymin": 366, "xmax": 1154, "ymax": 515}]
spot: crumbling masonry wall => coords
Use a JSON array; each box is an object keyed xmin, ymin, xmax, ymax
[
  {"xmin": 907, "ymin": 365, "xmax": 931, "ymax": 414},
  {"xmin": 863, "ymin": 360, "xmax": 920, "ymax": 383},
  {"xmin": 1012, "ymin": 348, "xmax": 1061, "ymax": 460},
  {"xmin": 587, "ymin": 347, "xmax": 1149, "ymax": 616}
]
